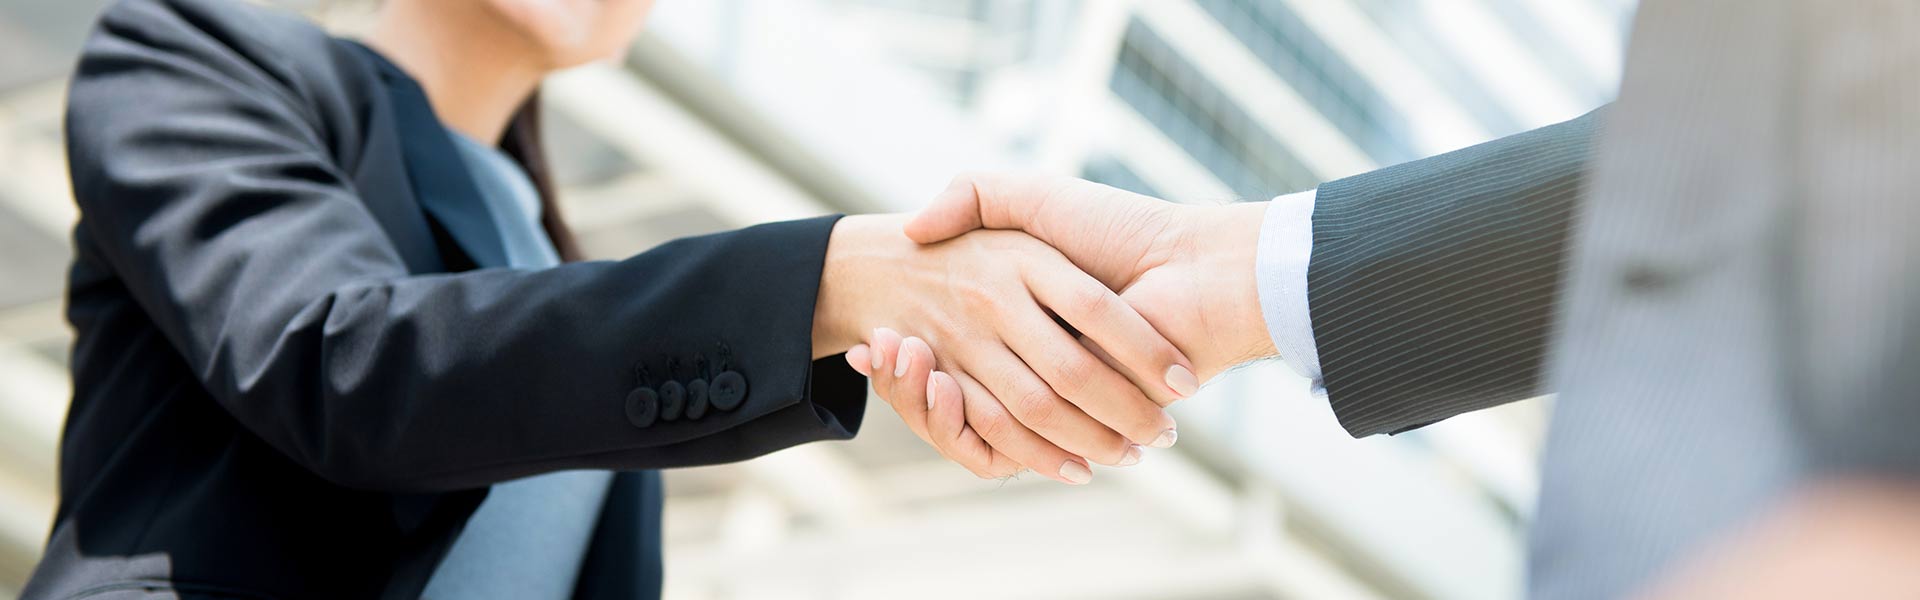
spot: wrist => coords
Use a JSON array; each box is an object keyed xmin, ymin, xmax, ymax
[
  {"xmin": 1186, "ymin": 202, "xmax": 1278, "ymax": 375},
  {"xmin": 814, "ymin": 215, "xmax": 879, "ymax": 357}
]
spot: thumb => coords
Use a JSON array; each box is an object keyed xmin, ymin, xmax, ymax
[{"xmin": 904, "ymin": 174, "xmax": 987, "ymax": 244}]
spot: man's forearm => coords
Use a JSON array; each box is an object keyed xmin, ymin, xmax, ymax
[{"xmin": 1307, "ymin": 107, "xmax": 1605, "ymax": 436}]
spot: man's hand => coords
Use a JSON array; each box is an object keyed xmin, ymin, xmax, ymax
[{"xmin": 906, "ymin": 173, "xmax": 1277, "ymax": 384}]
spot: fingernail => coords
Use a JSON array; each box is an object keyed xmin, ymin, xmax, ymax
[
  {"xmin": 926, "ymin": 374, "xmax": 940, "ymax": 410},
  {"xmin": 1118, "ymin": 445, "xmax": 1143, "ymax": 467},
  {"xmin": 1148, "ymin": 428, "xmax": 1178, "ymax": 449},
  {"xmin": 870, "ymin": 329, "xmax": 886, "ymax": 372},
  {"xmin": 894, "ymin": 341, "xmax": 914, "ymax": 378},
  {"xmin": 1165, "ymin": 365, "xmax": 1199, "ymax": 397},
  {"xmin": 1059, "ymin": 461, "xmax": 1093, "ymax": 485},
  {"xmin": 847, "ymin": 344, "xmax": 870, "ymax": 376}
]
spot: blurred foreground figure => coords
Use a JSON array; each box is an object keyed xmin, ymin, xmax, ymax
[{"xmin": 1532, "ymin": 1, "xmax": 1920, "ymax": 596}]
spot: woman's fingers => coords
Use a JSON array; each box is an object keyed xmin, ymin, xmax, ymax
[
  {"xmin": 886, "ymin": 336, "xmax": 936, "ymax": 438},
  {"xmin": 949, "ymin": 370, "xmax": 1094, "ymax": 485},
  {"xmin": 867, "ymin": 330, "xmax": 1017, "ymax": 478},
  {"xmin": 868, "ymin": 328, "xmax": 927, "ymax": 441},
  {"xmin": 925, "ymin": 369, "xmax": 1020, "ymax": 479},
  {"xmin": 1023, "ymin": 260, "xmax": 1197, "ymax": 405},
  {"xmin": 1078, "ymin": 336, "xmax": 1170, "ymax": 453},
  {"xmin": 871, "ymin": 326, "xmax": 1136, "ymax": 475},
  {"xmin": 846, "ymin": 344, "xmax": 873, "ymax": 377},
  {"xmin": 997, "ymin": 289, "xmax": 1175, "ymax": 452},
  {"xmin": 868, "ymin": 328, "xmax": 904, "ymax": 379}
]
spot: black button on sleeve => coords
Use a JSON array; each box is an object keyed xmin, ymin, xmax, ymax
[
  {"xmin": 685, "ymin": 378, "xmax": 710, "ymax": 420},
  {"xmin": 710, "ymin": 371, "xmax": 747, "ymax": 411},
  {"xmin": 659, "ymin": 381, "xmax": 686, "ymax": 421},
  {"xmin": 625, "ymin": 387, "xmax": 659, "ymax": 428}
]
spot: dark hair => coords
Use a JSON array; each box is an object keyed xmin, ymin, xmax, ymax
[{"xmin": 498, "ymin": 89, "xmax": 585, "ymax": 262}]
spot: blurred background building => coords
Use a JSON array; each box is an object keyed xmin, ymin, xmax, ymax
[{"xmin": 0, "ymin": 0, "xmax": 1631, "ymax": 598}]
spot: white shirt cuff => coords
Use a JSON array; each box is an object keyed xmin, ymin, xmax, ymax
[{"xmin": 1254, "ymin": 189, "xmax": 1322, "ymax": 385}]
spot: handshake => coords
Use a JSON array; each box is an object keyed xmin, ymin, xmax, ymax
[{"xmin": 811, "ymin": 173, "xmax": 1281, "ymax": 485}]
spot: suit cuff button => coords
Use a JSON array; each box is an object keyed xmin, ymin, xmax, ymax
[
  {"xmin": 625, "ymin": 387, "xmax": 660, "ymax": 428},
  {"xmin": 659, "ymin": 381, "xmax": 686, "ymax": 421},
  {"xmin": 685, "ymin": 378, "xmax": 710, "ymax": 419},
  {"xmin": 710, "ymin": 371, "xmax": 747, "ymax": 411}
]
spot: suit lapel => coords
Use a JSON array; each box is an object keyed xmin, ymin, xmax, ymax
[
  {"xmin": 345, "ymin": 78, "xmax": 447, "ymax": 274},
  {"xmin": 360, "ymin": 45, "xmax": 512, "ymax": 270}
]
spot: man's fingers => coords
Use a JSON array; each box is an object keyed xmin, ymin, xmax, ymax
[
  {"xmin": 997, "ymin": 292, "xmax": 1172, "ymax": 453},
  {"xmin": 1024, "ymin": 262, "xmax": 1197, "ymax": 407},
  {"xmin": 906, "ymin": 172, "xmax": 1072, "ymax": 244},
  {"xmin": 950, "ymin": 367, "xmax": 1096, "ymax": 485},
  {"xmin": 975, "ymin": 341, "xmax": 1137, "ymax": 466},
  {"xmin": 1079, "ymin": 337, "xmax": 1175, "ymax": 452},
  {"xmin": 904, "ymin": 175, "xmax": 987, "ymax": 244}
]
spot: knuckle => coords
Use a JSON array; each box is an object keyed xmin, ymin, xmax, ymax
[
  {"xmin": 958, "ymin": 172, "xmax": 994, "ymax": 200},
  {"xmin": 1048, "ymin": 355, "xmax": 1095, "ymax": 398},
  {"xmin": 1152, "ymin": 342, "xmax": 1185, "ymax": 372},
  {"xmin": 1097, "ymin": 392, "xmax": 1155, "ymax": 430},
  {"xmin": 971, "ymin": 411, "xmax": 1018, "ymax": 443},
  {"xmin": 1088, "ymin": 443, "xmax": 1127, "ymax": 465},
  {"xmin": 1011, "ymin": 386, "xmax": 1060, "ymax": 429},
  {"xmin": 1131, "ymin": 407, "xmax": 1170, "ymax": 436},
  {"xmin": 955, "ymin": 281, "xmax": 1003, "ymax": 314},
  {"xmin": 890, "ymin": 385, "xmax": 924, "ymax": 414},
  {"xmin": 1066, "ymin": 285, "xmax": 1116, "ymax": 321}
]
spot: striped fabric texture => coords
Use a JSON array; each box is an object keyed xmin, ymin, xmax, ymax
[
  {"xmin": 1534, "ymin": 3, "xmax": 1920, "ymax": 597},
  {"xmin": 1305, "ymin": 109, "xmax": 1602, "ymax": 438}
]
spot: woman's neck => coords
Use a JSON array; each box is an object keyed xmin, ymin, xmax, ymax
[{"xmin": 364, "ymin": 1, "xmax": 547, "ymax": 144}]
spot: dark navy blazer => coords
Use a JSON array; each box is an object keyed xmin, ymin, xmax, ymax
[{"xmin": 26, "ymin": 0, "xmax": 867, "ymax": 598}]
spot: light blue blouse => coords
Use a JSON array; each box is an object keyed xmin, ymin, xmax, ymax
[{"xmin": 420, "ymin": 131, "xmax": 615, "ymax": 600}]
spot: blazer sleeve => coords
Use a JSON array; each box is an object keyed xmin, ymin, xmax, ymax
[
  {"xmin": 1306, "ymin": 108, "xmax": 1605, "ymax": 437},
  {"xmin": 64, "ymin": 0, "xmax": 866, "ymax": 492}
]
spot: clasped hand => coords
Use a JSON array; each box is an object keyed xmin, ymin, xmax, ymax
[{"xmin": 818, "ymin": 174, "xmax": 1275, "ymax": 485}]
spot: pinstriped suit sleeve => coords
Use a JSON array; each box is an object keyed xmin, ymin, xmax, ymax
[{"xmin": 1305, "ymin": 108, "xmax": 1605, "ymax": 437}]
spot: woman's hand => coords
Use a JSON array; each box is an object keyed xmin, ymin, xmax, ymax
[
  {"xmin": 814, "ymin": 215, "xmax": 1193, "ymax": 484},
  {"xmin": 846, "ymin": 330, "xmax": 1033, "ymax": 479}
]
